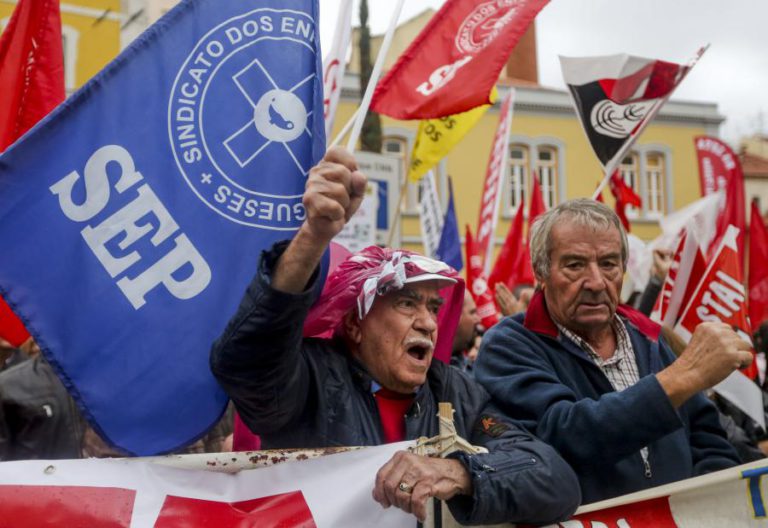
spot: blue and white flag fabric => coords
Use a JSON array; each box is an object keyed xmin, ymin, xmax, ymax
[
  {"xmin": 435, "ymin": 178, "xmax": 463, "ymax": 272},
  {"xmin": 0, "ymin": 0, "xmax": 325, "ymax": 455}
]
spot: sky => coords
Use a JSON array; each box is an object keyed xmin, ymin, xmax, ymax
[{"xmin": 318, "ymin": 0, "xmax": 768, "ymax": 146}]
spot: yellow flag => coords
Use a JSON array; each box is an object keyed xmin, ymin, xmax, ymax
[{"xmin": 407, "ymin": 87, "xmax": 497, "ymax": 183}]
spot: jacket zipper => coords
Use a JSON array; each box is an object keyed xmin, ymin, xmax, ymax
[{"xmin": 642, "ymin": 451, "xmax": 652, "ymax": 478}]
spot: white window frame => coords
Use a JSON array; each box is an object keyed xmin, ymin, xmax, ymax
[
  {"xmin": 502, "ymin": 135, "xmax": 566, "ymax": 218},
  {"xmin": 621, "ymin": 145, "xmax": 674, "ymax": 221},
  {"xmin": 61, "ymin": 24, "xmax": 80, "ymax": 94}
]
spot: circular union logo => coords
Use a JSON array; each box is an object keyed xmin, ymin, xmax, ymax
[
  {"xmin": 455, "ymin": 0, "xmax": 520, "ymax": 55},
  {"xmin": 168, "ymin": 9, "xmax": 318, "ymax": 230}
]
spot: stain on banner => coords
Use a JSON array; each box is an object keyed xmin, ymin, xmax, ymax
[{"xmin": 0, "ymin": 0, "xmax": 325, "ymax": 455}]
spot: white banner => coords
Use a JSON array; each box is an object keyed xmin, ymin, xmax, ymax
[
  {"xmin": 533, "ymin": 459, "xmax": 768, "ymax": 528},
  {"xmin": 0, "ymin": 442, "xmax": 415, "ymax": 527},
  {"xmin": 418, "ymin": 171, "xmax": 444, "ymax": 258},
  {"xmin": 322, "ymin": 0, "xmax": 353, "ymax": 138}
]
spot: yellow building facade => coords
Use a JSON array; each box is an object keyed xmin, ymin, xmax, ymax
[
  {"xmin": 0, "ymin": 0, "xmax": 122, "ymax": 95},
  {"xmin": 340, "ymin": 10, "xmax": 722, "ymax": 258}
]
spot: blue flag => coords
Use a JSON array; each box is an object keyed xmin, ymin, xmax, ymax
[
  {"xmin": 0, "ymin": 0, "xmax": 325, "ymax": 455},
  {"xmin": 436, "ymin": 178, "xmax": 463, "ymax": 272}
]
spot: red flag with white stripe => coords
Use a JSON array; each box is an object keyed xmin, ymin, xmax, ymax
[
  {"xmin": 476, "ymin": 90, "xmax": 515, "ymax": 274},
  {"xmin": 370, "ymin": 0, "xmax": 548, "ymax": 119},
  {"xmin": 465, "ymin": 225, "xmax": 499, "ymax": 329},
  {"xmin": 652, "ymin": 228, "xmax": 708, "ymax": 326},
  {"xmin": 675, "ymin": 225, "xmax": 764, "ymax": 427}
]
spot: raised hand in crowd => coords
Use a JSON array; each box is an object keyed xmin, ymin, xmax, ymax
[
  {"xmin": 657, "ymin": 322, "xmax": 754, "ymax": 408},
  {"xmin": 272, "ymin": 146, "xmax": 367, "ymax": 294}
]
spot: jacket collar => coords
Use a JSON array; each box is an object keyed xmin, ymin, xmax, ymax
[{"xmin": 523, "ymin": 290, "xmax": 661, "ymax": 341}]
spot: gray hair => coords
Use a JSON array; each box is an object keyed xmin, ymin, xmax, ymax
[{"xmin": 529, "ymin": 198, "xmax": 628, "ymax": 279}]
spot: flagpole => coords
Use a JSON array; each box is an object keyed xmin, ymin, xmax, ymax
[
  {"xmin": 328, "ymin": 108, "xmax": 358, "ymax": 148},
  {"xmin": 591, "ymin": 45, "xmax": 709, "ymax": 201},
  {"xmin": 345, "ymin": 0, "xmax": 405, "ymax": 151},
  {"xmin": 387, "ymin": 176, "xmax": 410, "ymax": 247}
]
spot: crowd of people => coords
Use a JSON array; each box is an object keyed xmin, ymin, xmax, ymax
[{"xmin": 1, "ymin": 147, "xmax": 766, "ymax": 524}]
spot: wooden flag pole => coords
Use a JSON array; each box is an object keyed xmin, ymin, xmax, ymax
[{"xmin": 345, "ymin": 0, "xmax": 405, "ymax": 151}]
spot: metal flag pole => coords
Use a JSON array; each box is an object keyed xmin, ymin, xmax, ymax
[{"xmin": 345, "ymin": 0, "xmax": 406, "ymax": 151}]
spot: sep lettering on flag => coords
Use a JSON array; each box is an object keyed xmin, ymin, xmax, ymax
[
  {"xmin": 675, "ymin": 225, "xmax": 764, "ymax": 428},
  {"xmin": 0, "ymin": 0, "xmax": 326, "ymax": 455},
  {"xmin": 371, "ymin": 0, "xmax": 549, "ymax": 119},
  {"xmin": 407, "ymin": 93, "xmax": 494, "ymax": 183}
]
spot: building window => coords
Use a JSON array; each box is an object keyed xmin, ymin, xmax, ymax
[
  {"xmin": 504, "ymin": 143, "xmax": 561, "ymax": 214},
  {"xmin": 536, "ymin": 147, "xmax": 558, "ymax": 209},
  {"xmin": 645, "ymin": 152, "xmax": 665, "ymax": 218},
  {"xmin": 619, "ymin": 150, "xmax": 669, "ymax": 220},
  {"xmin": 619, "ymin": 153, "xmax": 641, "ymax": 219},
  {"xmin": 508, "ymin": 145, "xmax": 529, "ymax": 211}
]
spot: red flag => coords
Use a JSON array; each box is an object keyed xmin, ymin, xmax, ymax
[
  {"xmin": 675, "ymin": 225, "xmax": 764, "ymax": 427},
  {"xmin": 528, "ymin": 172, "xmax": 546, "ymax": 227},
  {"xmin": 749, "ymin": 201, "xmax": 768, "ymax": 327},
  {"xmin": 653, "ymin": 228, "xmax": 707, "ymax": 326},
  {"xmin": 695, "ymin": 136, "xmax": 746, "ymax": 257},
  {"xmin": 0, "ymin": 0, "xmax": 65, "ymax": 150},
  {"xmin": 476, "ymin": 90, "xmax": 515, "ymax": 273},
  {"xmin": 0, "ymin": 0, "xmax": 65, "ymax": 346},
  {"xmin": 514, "ymin": 174, "xmax": 546, "ymax": 286},
  {"xmin": 488, "ymin": 200, "xmax": 524, "ymax": 291},
  {"xmin": 465, "ymin": 225, "xmax": 499, "ymax": 329},
  {"xmin": 370, "ymin": 0, "xmax": 549, "ymax": 119},
  {"xmin": 608, "ymin": 171, "xmax": 642, "ymax": 231}
]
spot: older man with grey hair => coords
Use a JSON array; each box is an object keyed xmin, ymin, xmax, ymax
[{"xmin": 475, "ymin": 198, "xmax": 748, "ymax": 504}]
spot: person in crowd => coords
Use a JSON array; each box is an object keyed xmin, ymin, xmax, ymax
[
  {"xmin": 634, "ymin": 248, "xmax": 673, "ymax": 316},
  {"xmin": 450, "ymin": 291, "xmax": 481, "ymax": 372},
  {"xmin": 475, "ymin": 198, "xmax": 745, "ymax": 504},
  {"xmin": 210, "ymin": 147, "xmax": 581, "ymax": 525},
  {"xmin": 0, "ymin": 338, "xmax": 84, "ymax": 461}
]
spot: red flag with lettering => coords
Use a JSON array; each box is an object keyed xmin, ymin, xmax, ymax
[
  {"xmin": 675, "ymin": 225, "xmax": 764, "ymax": 428},
  {"xmin": 749, "ymin": 201, "xmax": 768, "ymax": 327},
  {"xmin": 0, "ymin": 0, "xmax": 65, "ymax": 346},
  {"xmin": 370, "ymin": 0, "xmax": 549, "ymax": 119},
  {"xmin": 529, "ymin": 173, "xmax": 546, "ymax": 226},
  {"xmin": 465, "ymin": 225, "xmax": 499, "ymax": 329},
  {"xmin": 695, "ymin": 136, "xmax": 746, "ymax": 256},
  {"xmin": 609, "ymin": 171, "xmax": 642, "ymax": 231}
]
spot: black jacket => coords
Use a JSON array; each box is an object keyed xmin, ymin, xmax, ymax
[
  {"xmin": 211, "ymin": 243, "xmax": 581, "ymax": 526},
  {"xmin": 0, "ymin": 356, "xmax": 83, "ymax": 461}
]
